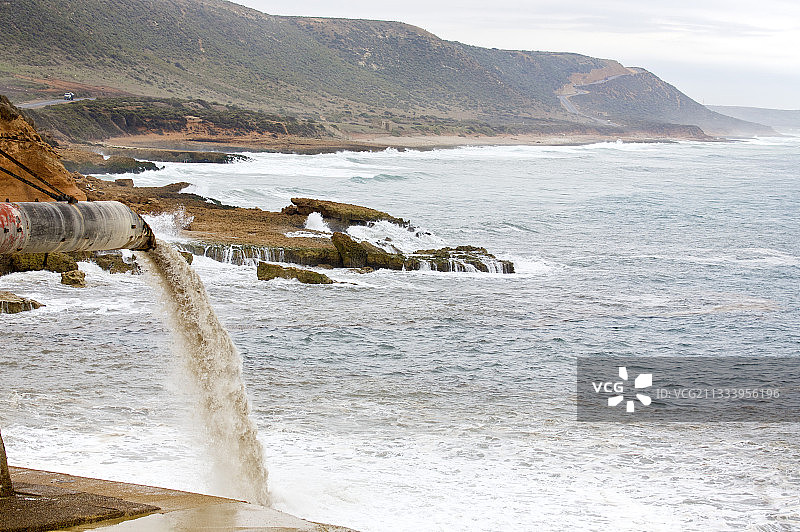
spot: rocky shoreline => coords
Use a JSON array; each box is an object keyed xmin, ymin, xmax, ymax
[
  {"xmin": 176, "ymin": 235, "xmax": 514, "ymax": 275},
  {"xmin": 76, "ymin": 129, "xmax": 706, "ymax": 159},
  {"xmin": 1, "ymin": 181, "xmax": 516, "ymax": 299},
  {"xmin": 69, "ymin": 175, "xmax": 516, "ymax": 275},
  {"xmin": 3, "ymin": 92, "xmax": 515, "ymax": 302},
  {"xmin": 56, "ymin": 145, "xmax": 252, "ymax": 176}
]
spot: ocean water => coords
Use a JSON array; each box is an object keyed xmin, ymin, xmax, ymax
[{"xmin": 2, "ymin": 138, "xmax": 800, "ymax": 531}]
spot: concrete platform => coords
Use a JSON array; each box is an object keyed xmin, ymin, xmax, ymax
[
  {"xmin": 0, "ymin": 478, "xmax": 157, "ymax": 531},
  {"xmin": 3, "ymin": 467, "xmax": 355, "ymax": 532}
]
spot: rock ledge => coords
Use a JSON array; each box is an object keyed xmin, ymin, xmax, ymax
[{"xmin": 0, "ymin": 291, "xmax": 43, "ymax": 313}]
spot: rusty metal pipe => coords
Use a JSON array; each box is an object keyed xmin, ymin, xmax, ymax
[{"xmin": 0, "ymin": 201, "xmax": 155, "ymax": 254}]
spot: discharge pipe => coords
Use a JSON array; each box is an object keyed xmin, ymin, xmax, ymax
[
  {"xmin": 0, "ymin": 201, "xmax": 154, "ymax": 496},
  {"xmin": 0, "ymin": 201, "xmax": 155, "ymax": 254}
]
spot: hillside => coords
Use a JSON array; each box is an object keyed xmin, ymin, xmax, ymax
[
  {"xmin": 24, "ymin": 97, "xmax": 325, "ymax": 141},
  {"xmin": 708, "ymin": 106, "xmax": 800, "ymax": 130},
  {"xmin": 0, "ymin": 95, "xmax": 86, "ymax": 202},
  {"xmin": 568, "ymin": 69, "xmax": 773, "ymax": 136},
  {"xmin": 0, "ymin": 0, "xmax": 770, "ymax": 137}
]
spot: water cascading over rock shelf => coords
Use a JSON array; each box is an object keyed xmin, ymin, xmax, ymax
[{"xmin": 143, "ymin": 239, "xmax": 270, "ymax": 505}]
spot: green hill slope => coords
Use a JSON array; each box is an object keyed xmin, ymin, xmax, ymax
[
  {"xmin": 0, "ymin": 0, "xmax": 770, "ymax": 136},
  {"xmin": 570, "ymin": 69, "xmax": 772, "ymax": 136}
]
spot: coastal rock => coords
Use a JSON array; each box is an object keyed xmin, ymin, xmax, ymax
[
  {"xmin": 0, "ymin": 251, "xmax": 141, "ymax": 276},
  {"xmin": 99, "ymin": 156, "xmax": 160, "ymax": 175},
  {"xmin": 68, "ymin": 251, "xmax": 93, "ymax": 262},
  {"xmin": 0, "ymin": 255, "xmax": 11, "ymax": 276},
  {"xmin": 282, "ymin": 247, "xmax": 341, "ymax": 267},
  {"xmin": 0, "ymin": 291, "xmax": 43, "ymax": 313},
  {"xmin": 92, "ymin": 252, "xmax": 140, "ymax": 274},
  {"xmin": 179, "ymin": 251, "xmax": 194, "ymax": 264},
  {"xmin": 64, "ymin": 250, "xmax": 140, "ymax": 274},
  {"xmin": 332, "ymin": 232, "xmax": 419, "ymax": 271},
  {"xmin": 99, "ymin": 147, "xmax": 249, "ymax": 164},
  {"xmin": 362, "ymin": 244, "xmax": 408, "ymax": 270},
  {"xmin": 257, "ymin": 262, "xmax": 333, "ymax": 284},
  {"xmin": 60, "ymin": 270, "xmax": 86, "ymax": 287},
  {"xmin": 413, "ymin": 246, "xmax": 515, "ymax": 273},
  {"xmin": 283, "ymin": 198, "xmax": 406, "ymax": 230},
  {"xmin": 331, "ymin": 232, "xmax": 368, "ymax": 268},
  {"xmin": 3, "ymin": 252, "xmax": 78, "ymax": 275},
  {"xmin": 175, "ymin": 242, "xmax": 341, "ymax": 268},
  {"xmin": 59, "ymin": 151, "xmax": 160, "ymax": 175},
  {"xmin": 43, "ymin": 252, "xmax": 79, "ymax": 273},
  {"xmin": 10, "ymin": 253, "xmax": 46, "ymax": 272}
]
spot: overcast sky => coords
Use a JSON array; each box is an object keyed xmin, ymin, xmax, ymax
[{"xmin": 232, "ymin": 0, "xmax": 799, "ymax": 109}]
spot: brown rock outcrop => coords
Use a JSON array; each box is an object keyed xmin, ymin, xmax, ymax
[
  {"xmin": 331, "ymin": 232, "xmax": 415, "ymax": 271},
  {"xmin": 9, "ymin": 253, "xmax": 46, "ymax": 272},
  {"xmin": 256, "ymin": 262, "xmax": 333, "ymax": 284},
  {"xmin": 0, "ymin": 250, "xmax": 143, "ymax": 276},
  {"xmin": 0, "ymin": 95, "xmax": 86, "ymax": 202},
  {"xmin": 0, "ymin": 291, "xmax": 43, "ymax": 313},
  {"xmin": 60, "ymin": 270, "xmax": 86, "ymax": 287},
  {"xmin": 64, "ymin": 171, "xmax": 514, "ymax": 274},
  {"xmin": 41, "ymin": 252, "xmax": 79, "ymax": 273},
  {"xmin": 331, "ymin": 232, "xmax": 368, "ymax": 268},
  {"xmin": 282, "ymin": 198, "xmax": 406, "ymax": 229},
  {"xmin": 7, "ymin": 252, "xmax": 78, "ymax": 274},
  {"xmin": 413, "ymin": 246, "xmax": 515, "ymax": 273},
  {"xmin": 91, "ymin": 252, "xmax": 139, "ymax": 274}
]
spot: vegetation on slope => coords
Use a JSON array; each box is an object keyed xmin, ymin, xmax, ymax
[
  {"xmin": 26, "ymin": 97, "xmax": 326, "ymax": 141},
  {"xmin": 0, "ymin": 0, "xmax": 770, "ymax": 135},
  {"xmin": 0, "ymin": 0, "xmax": 611, "ymax": 124},
  {"xmin": 570, "ymin": 70, "xmax": 773, "ymax": 136}
]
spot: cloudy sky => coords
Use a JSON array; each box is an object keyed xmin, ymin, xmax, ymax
[{"xmin": 233, "ymin": 0, "xmax": 799, "ymax": 109}]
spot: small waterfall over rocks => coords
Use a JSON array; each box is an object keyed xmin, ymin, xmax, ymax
[
  {"xmin": 411, "ymin": 247, "xmax": 515, "ymax": 274},
  {"xmin": 143, "ymin": 239, "xmax": 270, "ymax": 505},
  {"xmin": 176, "ymin": 241, "xmax": 282, "ymax": 266},
  {"xmin": 176, "ymin": 240, "xmax": 514, "ymax": 273}
]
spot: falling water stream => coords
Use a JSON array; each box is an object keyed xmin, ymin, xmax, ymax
[{"xmin": 142, "ymin": 239, "xmax": 270, "ymax": 505}]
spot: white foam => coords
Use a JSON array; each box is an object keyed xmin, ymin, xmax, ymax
[
  {"xmin": 304, "ymin": 212, "xmax": 332, "ymax": 233},
  {"xmin": 346, "ymin": 221, "xmax": 447, "ymax": 254},
  {"xmin": 741, "ymin": 136, "xmax": 800, "ymax": 147},
  {"xmin": 142, "ymin": 209, "xmax": 194, "ymax": 242},
  {"xmin": 500, "ymin": 255, "xmax": 554, "ymax": 275},
  {"xmin": 285, "ymin": 230, "xmax": 330, "ymax": 239}
]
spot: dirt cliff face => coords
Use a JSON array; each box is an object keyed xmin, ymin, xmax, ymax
[{"xmin": 0, "ymin": 95, "xmax": 86, "ymax": 202}]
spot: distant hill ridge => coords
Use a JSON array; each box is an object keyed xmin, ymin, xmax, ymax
[
  {"xmin": 0, "ymin": 0, "xmax": 771, "ymax": 136},
  {"xmin": 708, "ymin": 106, "xmax": 800, "ymax": 129}
]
